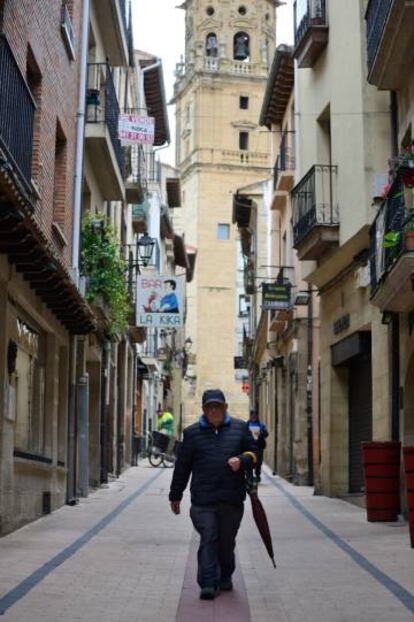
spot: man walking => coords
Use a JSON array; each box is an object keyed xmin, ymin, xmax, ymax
[
  {"xmin": 248, "ymin": 409, "xmax": 269, "ymax": 483},
  {"xmin": 169, "ymin": 389, "xmax": 257, "ymax": 600}
]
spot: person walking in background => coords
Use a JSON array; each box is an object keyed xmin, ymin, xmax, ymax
[
  {"xmin": 169, "ymin": 389, "xmax": 257, "ymax": 600},
  {"xmin": 248, "ymin": 409, "xmax": 268, "ymax": 483},
  {"xmin": 157, "ymin": 409, "xmax": 174, "ymax": 437}
]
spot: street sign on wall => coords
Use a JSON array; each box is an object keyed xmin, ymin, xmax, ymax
[
  {"xmin": 136, "ymin": 275, "xmax": 185, "ymax": 328},
  {"xmin": 118, "ymin": 114, "xmax": 155, "ymax": 145},
  {"xmin": 262, "ymin": 282, "xmax": 292, "ymax": 311}
]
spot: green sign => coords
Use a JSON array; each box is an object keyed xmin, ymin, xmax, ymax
[{"xmin": 262, "ymin": 282, "xmax": 291, "ymax": 311}]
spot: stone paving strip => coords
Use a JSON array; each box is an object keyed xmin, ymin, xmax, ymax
[{"xmin": 0, "ymin": 464, "xmax": 413, "ymax": 621}]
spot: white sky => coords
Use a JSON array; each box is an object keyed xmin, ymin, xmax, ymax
[{"xmin": 132, "ymin": 0, "xmax": 294, "ymax": 165}]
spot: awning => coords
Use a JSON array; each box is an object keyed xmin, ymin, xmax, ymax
[
  {"xmin": 0, "ymin": 161, "xmax": 96, "ymax": 334},
  {"xmin": 259, "ymin": 45, "xmax": 294, "ymax": 128},
  {"xmin": 174, "ymin": 234, "xmax": 190, "ymax": 269},
  {"xmin": 166, "ymin": 177, "xmax": 181, "ymax": 208},
  {"xmin": 139, "ymin": 58, "xmax": 170, "ymax": 146}
]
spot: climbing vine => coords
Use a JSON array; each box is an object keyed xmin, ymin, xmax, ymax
[{"xmin": 81, "ymin": 214, "xmax": 131, "ymax": 337}]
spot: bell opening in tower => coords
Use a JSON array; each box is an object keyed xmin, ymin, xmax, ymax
[{"xmin": 234, "ymin": 32, "xmax": 250, "ymax": 62}]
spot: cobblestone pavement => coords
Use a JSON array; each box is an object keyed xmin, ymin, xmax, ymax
[{"xmin": 0, "ymin": 464, "xmax": 413, "ymax": 622}]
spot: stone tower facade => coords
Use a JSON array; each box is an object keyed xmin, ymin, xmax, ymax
[{"xmin": 173, "ymin": 0, "xmax": 276, "ymax": 422}]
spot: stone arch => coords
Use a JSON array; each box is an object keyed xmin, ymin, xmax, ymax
[
  {"xmin": 206, "ymin": 32, "xmax": 218, "ymax": 57},
  {"xmin": 233, "ymin": 31, "xmax": 250, "ymax": 61}
]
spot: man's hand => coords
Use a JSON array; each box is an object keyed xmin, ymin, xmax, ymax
[
  {"xmin": 228, "ymin": 457, "xmax": 241, "ymax": 472},
  {"xmin": 170, "ymin": 501, "xmax": 181, "ymax": 515}
]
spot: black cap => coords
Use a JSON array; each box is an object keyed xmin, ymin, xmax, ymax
[{"xmin": 202, "ymin": 389, "xmax": 226, "ymax": 406}]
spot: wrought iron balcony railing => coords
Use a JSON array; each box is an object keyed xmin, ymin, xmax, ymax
[
  {"xmin": 141, "ymin": 328, "xmax": 158, "ymax": 359},
  {"xmin": 146, "ymin": 151, "xmax": 161, "ymax": 184},
  {"xmin": 294, "ymin": 0, "xmax": 327, "ymax": 48},
  {"xmin": 370, "ymin": 177, "xmax": 406, "ymax": 294},
  {"xmin": 86, "ymin": 62, "xmax": 125, "ymax": 177},
  {"xmin": 365, "ymin": 0, "xmax": 393, "ymax": 75},
  {"xmin": 292, "ymin": 164, "xmax": 338, "ymax": 247},
  {"xmin": 0, "ymin": 35, "xmax": 36, "ymax": 187},
  {"xmin": 273, "ymin": 134, "xmax": 295, "ymax": 191}
]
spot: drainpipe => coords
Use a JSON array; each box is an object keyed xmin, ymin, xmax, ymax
[
  {"xmin": 77, "ymin": 372, "xmax": 89, "ymax": 497},
  {"xmin": 390, "ymin": 91, "xmax": 400, "ymax": 442},
  {"xmin": 66, "ymin": 0, "xmax": 90, "ymax": 505},
  {"xmin": 71, "ymin": 0, "xmax": 91, "ymax": 283},
  {"xmin": 306, "ymin": 284, "xmax": 314, "ymax": 485}
]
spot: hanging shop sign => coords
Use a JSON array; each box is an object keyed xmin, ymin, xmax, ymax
[
  {"xmin": 262, "ymin": 282, "xmax": 291, "ymax": 311},
  {"xmin": 118, "ymin": 114, "xmax": 155, "ymax": 145},
  {"xmin": 137, "ymin": 275, "xmax": 185, "ymax": 328}
]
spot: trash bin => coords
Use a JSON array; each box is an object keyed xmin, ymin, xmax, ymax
[
  {"xmin": 362, "ymin": 441, "xmax": 401, "ymax": 522},
  {"xmin": 403, "ymin": 446, "xmax": 414, "ymax": 547}
]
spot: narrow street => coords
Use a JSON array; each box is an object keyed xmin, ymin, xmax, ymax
[{"xmin": 0, "ymin": 465, "xmax": 412, "ymax": 622}]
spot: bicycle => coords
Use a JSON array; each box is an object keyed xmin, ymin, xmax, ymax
[{"xmin": 139, "ymin": 431, "xmax": 179, "ymax": 468}]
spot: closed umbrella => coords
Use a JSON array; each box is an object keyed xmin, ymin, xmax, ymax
[{"xmin": 246, "ymin": 476, "xmax": 276, "ymax": 568}]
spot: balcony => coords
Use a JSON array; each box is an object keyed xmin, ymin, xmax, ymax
[
  {"xmin": 85, "ymin": 63, "xmax": 125, "ymax": 200},
  {"xmin": 94, "ymin": 0, "xmax": 129, "ymax": 67},
  {"xmin": 370, "ymin": 178, "xmax": 414, "ymax": 312},
  {"xmin": 146, "ymin": 151, "xmax": 162, "ymax": 186},
  {"xmin": 0, "ymin": 35, "xmax": 36, "ymax": 190},
  {"xmin": 124, "ymin": 143, "xmax": 146, "ymax": 203},
  {"xmin": 366, "ymin": 0, "xmax": 414, "ymax": 89},
  {"xmin": 272, "ymin": 134, "xmax": 295, "ymax": 211},
  {"xmin": 294, "ymin": 0, "xmax": 329, "ymax": 68},
  {"xmin": 292, "ymin": 164, "xmax": 339, "ymax": 260}
]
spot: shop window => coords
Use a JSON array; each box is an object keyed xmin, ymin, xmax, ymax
[{"xmin": 13, "ymin": 318, "xmax": 47, "ymax": 456}]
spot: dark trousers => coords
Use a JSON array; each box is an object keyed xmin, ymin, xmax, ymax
[
  {"xmin": 190, "ymin": 503, "xmax": 244, "ymax": 588},
  {"xmin": 255, "ymin": 450, "xmax": 264, "ymax": 480}
]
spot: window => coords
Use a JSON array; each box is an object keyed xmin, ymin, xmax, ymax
[
  {"xmin": 206, "ymin": 33, "xmax": 218, "ymax": 57},
  {"xmin": 13, "ymin": 318, "xmax": 47, "ymax": 457},
  {"xmin": 206, "ymin": 6, "xmax": 215, "ymax": 16},
  {"xmin": 217, "ymin": 224, "xmax": 230, "ymax": 240},
  {"xmin": 26, "ymin": 46, "xmax": 42, "ymax": 183},
  {"xmin": 53, "ymin": 120, "xmax": 67, "ymax": 228},
  {"xmin": 238, "ymin": 5, "xmax": 247, "ymax": 15},
  {"xmin": 239, "ymin": 96, "xmax": 249, "ymax": 110},
  {"xmin": 239, "ymin": 294, "xmax": 250, "ymax": 317},
  {"xmin": 239, "ymin": 131, "xmax": 249, "ymax": 151},
  {"xmin": 234, "ymin": 32, "xmax": 250, "ymax": 61}
]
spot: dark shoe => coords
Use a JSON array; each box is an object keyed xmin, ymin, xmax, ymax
[
  {"xmin": 219, "ymin": 578, "xmax": 233, "ymax": 591},
  {"xmin": 200, "ymin": 587, "xmax": 218, "ymax": 600}
]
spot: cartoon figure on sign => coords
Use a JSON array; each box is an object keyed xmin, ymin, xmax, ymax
[
  {"xmin": 159, "ymin": 280, "xmax": 179, "ymax": 313},
  {"xmin": 143, "ymin": 290, "xmax": 160, "ymax": 312}
]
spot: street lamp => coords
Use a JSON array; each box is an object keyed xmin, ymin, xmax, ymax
[{"xmin": 137, "ymin": 232, "xmax": 156, "ymax": 267}]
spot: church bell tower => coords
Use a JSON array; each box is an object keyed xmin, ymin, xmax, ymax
[{"xmin": 173, "ymin": 0, "xmax": 277, "ymax": 422}]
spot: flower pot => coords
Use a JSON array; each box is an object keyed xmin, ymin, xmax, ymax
[
  {"xmin": 403, "ymin": 447, "xmax": 414, "ymax": 548},
  {"xmin": 362, "ymin": 441, "xmax": 401, "ymax": 522}
]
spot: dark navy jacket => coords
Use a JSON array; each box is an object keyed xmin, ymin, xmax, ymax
[{"xmin": 169, "ymin": 414, "xmax": 257, "ymax": 507}]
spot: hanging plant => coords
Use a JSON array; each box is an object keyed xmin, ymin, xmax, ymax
[{"xmin": 81, "ymin": 214, "xmax": 131, "ymax": 337}]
